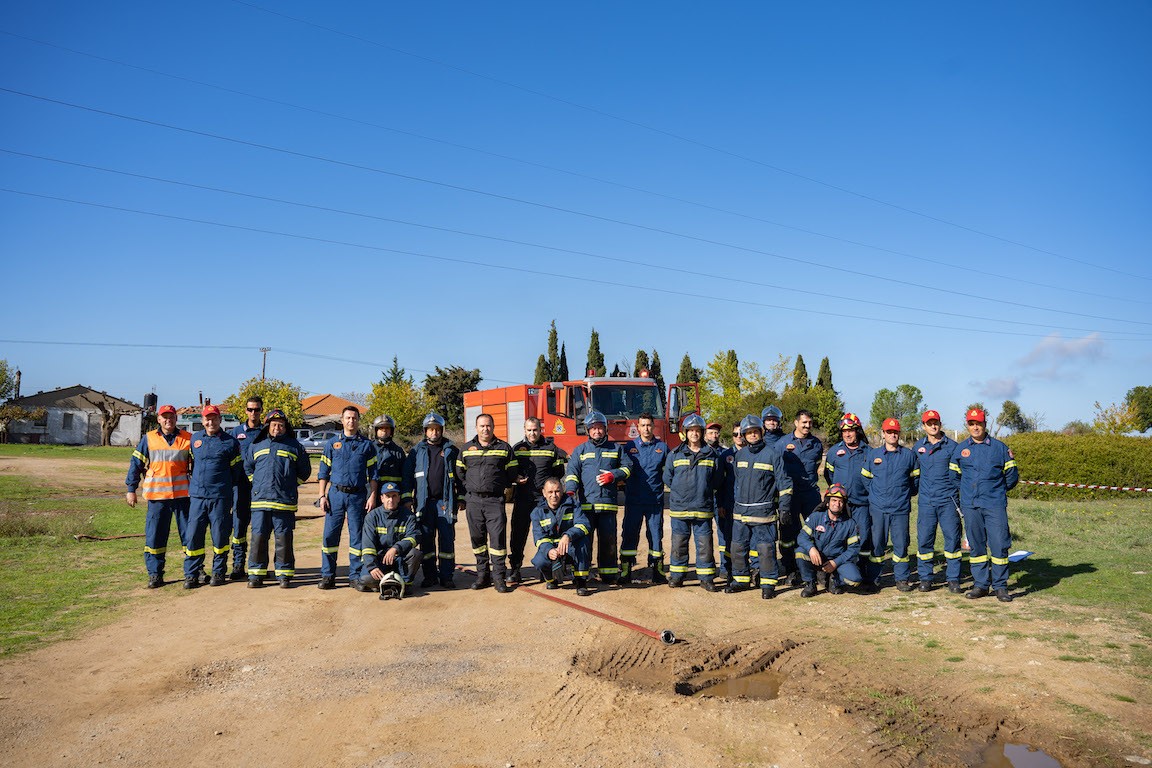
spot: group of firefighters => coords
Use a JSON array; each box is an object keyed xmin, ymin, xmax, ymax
[{"xmin": 125, "ymin": 396, "xmax": 1020, "ymax": 604}]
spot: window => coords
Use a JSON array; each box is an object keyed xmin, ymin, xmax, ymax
[
  {"xmin": 62, "ymin": 413, "xmax": 74, "ymax": 430},
  {"xmin": 34, "ymin": 412, "xmax": 48, "ymax": 427},
  {"xmin": 590, "ymin": 385, "xmax": 665, "ymax": 420}
]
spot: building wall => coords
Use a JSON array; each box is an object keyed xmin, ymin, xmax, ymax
[{"xmin": 9, "ymin": 409, "xmax": 143, "ymax": 446}]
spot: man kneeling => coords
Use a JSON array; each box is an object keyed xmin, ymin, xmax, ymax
[
  {"xmin": 359, "ymin": 482, "xmax": 421, "ymax": 599},
  {"xmin": 797, "ymin": 484, "xmax": 863, "ymax": 597},
  {"xmin": 532, "ymin": 477, "xmax": 592, "ymax": 596}
]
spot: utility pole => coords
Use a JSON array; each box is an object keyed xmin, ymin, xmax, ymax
[{"xmin": 260, "ymin": 347, "xmax": 271, "ymax": 380}]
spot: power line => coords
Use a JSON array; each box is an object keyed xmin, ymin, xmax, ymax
[
  {"xmin": 4, "ymin": 185, "xmax": 1150, "ymax": 344},
  {"xmin": 5, "ymin": 147, "xmax": 1150, "ymax": 339},
  {"xmin": 226, "ymin": 0, "xmax": 1152, "ymax": 284},
  {"xmin": 3, "ymin": 86, "xmax": 1149, "ymax": 331},
  {"xmin": 3, "ymin": 29, "xmax": 1142, "ymax": 307}
]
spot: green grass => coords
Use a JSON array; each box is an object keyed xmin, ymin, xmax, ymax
[
  {"xmin": 1110, "ymin": 694, "xmax": 1136, "ymax": 703},
  {"xmin": 0, "ymin": 444, "xmax": 134, "ymax": 460},
  {"xmin": 1057, "ymin": 655, "xmax": 1094, "ymax": 662},
  {"xmin": 945, "ymin": 656, "xmax": 964, "ymax": 662}
]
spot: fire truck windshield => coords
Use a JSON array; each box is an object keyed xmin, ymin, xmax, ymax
[{"xmin": 591, "ymin": 385, "xmax": 665, "ymax": 420}]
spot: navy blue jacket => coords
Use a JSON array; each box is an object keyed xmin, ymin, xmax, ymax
[
  {"xmin": 402, "ymin": 439, "xmax": 461, "ymax": 520},
  {"xmin": 625, "ymin": 438, "xmax": 669, "ymax": 505},
  {"xmin": 951, "ymin": 436, "xmax": 1019, "ymax": 511},
  {"xmin": 912, "ymin": 435, "xmax": 960, "ymax": 506},
  {"xmin": 512, "ymin": 437, "xmax": 568, "ymax": 494},
  {"xmin": 861, "ymin": 445, "xmax": 920, "ymax": 515},
  {"xmin": 663, "ymin": 443, "xmax": 722, "ymax": 519},
  {"xmin": 531, "ymin": 495, "xmax": 591, "ymax": 545},
  {"xmin": 780, "ymin": 433, "xmax": 824, "ymax": 498},
  {"xmin": 716, "ymin": 446, "xmax": 737, "ymax": 512},
  {"xmin": 374, "ymin": 438, "xmax": 406, "ymax": 485},
  {"xmin": 823, "ymin": 441, "xmax": 870, "ymax": 505},
  {"xmin": 798, "ymin": 508, "xmax": 861, "ymax": 566},
  {"xmin": 732, "ymin": 440, "xmax": 793, "ymax": 523},
  {"xmin": 244, "ymin": 431, "xmax": 312, "ymax": 513},
  {"xmin": 189, "ymin": 429, "xmax": 243, "ymax": 499},
  {"xmin": 564, "ymin": 439, "xmax": 634, "ymax": 514},
  {"xmin": 361, "ymin": 503, "xmax": 420, "ymax": 571},
  {"xmin": 318, "ymin": 433, "xmax": 377, "ymax": 490}
]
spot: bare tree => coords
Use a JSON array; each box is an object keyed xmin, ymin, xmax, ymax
[
  {"xmin": 82, "ymin": 395, "xmax": 138, "ymax": 447},
  {"xmin": 0, "ymin": 405, "xmax": 46, "ymax": 444}
]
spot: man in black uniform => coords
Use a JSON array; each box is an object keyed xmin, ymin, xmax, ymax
[
  {"xmin": 457, "ymin": 412, "xmax": 519, "ymax": 592},
  {"xmin": 509, "ymin": 416, "xmax": 567, "ymax": 584}
]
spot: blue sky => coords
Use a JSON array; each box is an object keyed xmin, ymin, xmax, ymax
[{"xmin": 2, "ymin": 1, "xmax": 1149, "ymax": 430}]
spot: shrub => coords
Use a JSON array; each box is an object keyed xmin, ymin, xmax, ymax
[{"xmin": 1005, "ymin": 432, "xmax": 1152, "ymax": 500}]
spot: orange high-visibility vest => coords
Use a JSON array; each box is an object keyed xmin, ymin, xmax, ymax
[{"xmin": 140, "ymin": 430, "xmax": 192, "ymax": 500}]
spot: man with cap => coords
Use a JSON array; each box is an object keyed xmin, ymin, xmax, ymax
[
  {"xmin": 125, "ymin": 404, "xmax": 193, "ymax": 588},
  {"xmin": 317, "ymin": 406, "xmax": 379, "ymax": 591},
  {"xmin": 797, "ymin": 484, "xmax": 863, "ymax": 597},
  {"xmin": 715, "ymin": 423, "xmax": 744, "ymax": 583},
  {"xmin": 663, "ymin": 414, "xmax": 722, "ymax": 591},
  {"xmin": 244, "ymin": 409, "xmax": 312, "ymax": 588},
  {"xmin": 531, "ymin": 477, "xmax": 592, "ymax": 595},
  {"xmin": 457, "ymin": 412, "xmax": 519, "ymax": 592},
  {"xmin": 402, "ymin": 413, "xmax": 463, "ymax": 589},
  {"xmin": 951, "ymin": 408, "xmax": 1019, "ymax": 602},
  {"xmin": 359, "ymin": 481, "xmax": 421, "ymax": 598},
  {"xmin": 861, "ymin": 418, "xmax": 920, "ymax": 592},
  {"xmin": 186, "ymin": 404, "xmax": 244, "ymax": 588},
  {"xmin": 823, "ymin": 413, "xmax": 872, "ymax": 575},
  {"xmin": 227, "ymin": 395, "xmax": 264, "ymax": 580},
  {"xmin": 779, "ymin": 409, "xmax": 825, "ymax": 586},
  {"xmin": 564, "ymin": 410, "xmax": 635, "ymax": 588},
  {"xmin": 913, "ymin": 409, "xmax": 963, "ymax": 593},
  {"xmin": 727, "ymin": 414, "xmax": 793, "ymax": 599},
  {"xmin": 509, "ymin": 416, "xmax": 567, "ymax": 584},
  {"xmin": 371, "ymin": 415, "xmax": 406, "ymax": 503},
  {"xmin": 622, "ymin": 412, "xmax": 669, "ymax": 585}
]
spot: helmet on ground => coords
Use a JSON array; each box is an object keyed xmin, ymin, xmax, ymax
[
  {"xmin": 739, "ymin": 415, "xmax": 764, "ymax": 435},
  {"xmin": 761, "ymin": 405, "xmax": 783, "ymax": 422},
  {"xmin": 838, "ymin": 412, "xmax": 862, "ymax": 430},
  {"xmin": 373, "ymin": 414, "xmax": 396, "ymax": 431},
  {"xmin": 378, "ymin": 571, "xmax": 406, "ymax": 601},
  {"xmin": 825, "ymin": 483, "xmax": 848, "ymax": 500},
  {"xmin": 422, "ymin": 412, "xmax": 445, "ymax": 429},
  {"xmin": 681, "ymin": 414, "xmax": 706, "ymax": 432},
  {"xmin": 584, "ymin": 410, "xmax": 607, "ymax": 428}
]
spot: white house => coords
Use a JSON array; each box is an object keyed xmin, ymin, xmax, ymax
[{"xmin": 6, "ymin": 385, "xmax": 143, "ymax": 446}]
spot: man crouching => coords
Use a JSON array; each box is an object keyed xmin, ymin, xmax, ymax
[
  {"xmin": 797, "ymin": 483, "xmax": 863, "ymax": 597},
  {"xmin": 359, "ymin": 482, "xmax": 421, "ymax": 599},
  {"xmin": 532, "ymin": 477, "xmax": 592, "ymax": 596}
]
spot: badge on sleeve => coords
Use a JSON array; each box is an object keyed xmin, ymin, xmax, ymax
[
  {"xmin": 873, "ymin": 457, "xmax": 883, "ymax": 464},
  {"xmin": 786, "ymin": 443, "xmax": 796, "ymax": 451},
  {"xmin": 836, "ymin": 449, "xmax": 845, "ymax": 456},
  {"xmin": 194, "ymin": 440, "xmax": 202, "ymax": 448},
  {"xmin": 917, "ymin": 446, "xmax": 926, "ymax": 454},
  {"xmin": 961, "ymin": 449, "xmax": 971, "ymax": 458},
  {"xmin": 334, "ymin": 442, "xmax": 342, "ymax": 450}
]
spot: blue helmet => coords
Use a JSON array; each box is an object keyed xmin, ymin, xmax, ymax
[
  {"xmin": 681, "ymin": 414, "xmax": 706, "ymax": 431},
  {"xmin": 422, "ymin": 412, "xmax": 445, "ymax": 428},
  {"xmin": 740, "ymin": 415, "xmax": 765, "ymax": 435},
  {"xmin": 761, "ymin": 405, "xmax": 783, "ymax": 423},
  {"xmin": 584, "ymin": 410, "xmax": 607, "ymax": 427}
]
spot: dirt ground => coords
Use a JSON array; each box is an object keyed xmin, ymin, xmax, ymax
[{"xmin": 1, "ymin": 455, "xmax": 1150, "ymax": 767}]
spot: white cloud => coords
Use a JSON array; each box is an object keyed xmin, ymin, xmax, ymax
[
  {"xmin": 976, "ymin": 377, "xmax": 1021, "ymax": 399},
  {"xmin": 1017, "ymin": 333, "xmax": 1105, "ymax": 380}
]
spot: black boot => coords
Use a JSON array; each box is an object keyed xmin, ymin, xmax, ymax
[
  {"xmin": 700, "ymin": 580, "xmax": 717, "ymax": 593},
  {"xmin": 761, "ymin": 586, "xmax": 776, "ymax": 600},
  {"xmin": 574, "ymin": 577, "xmax": 590, "ymax": 597},
  {"xmin": 147, "ymin": 574, "xmax": 163, "ymax": 589},
  {"xmin": 800, "ymin": 581, "xmax": 817, "ymax": 598}
]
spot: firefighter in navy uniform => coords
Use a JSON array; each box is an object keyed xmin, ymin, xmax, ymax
[
  {"xmin": 952, "ymin": 408, "xmax": 1019, "ymax": 603},
  {"xmin": 186, "ymin": 404, "xmax": 243, "ymax": 588},
  {"xmin": 371, "ymin": 415, "xmax": 406, "ymax": 502},
  {"xmin": 244, "ymin": 409, "xmax": 312, "ymax": 588},
  {"xmin": 125, "ymin": 404, "xmax": 192, "ymax": 589},
  {"xmin": 823, "ymin": 413, "xmax": 871, "ymax": 575},
  {"xmin": 317, "ymin": 406, "xmax": 379, "ymax": 591},
  {"xmin": 778, "ymin": 409, "xmax": 824, "ymax": 586},
  {"xmin": 227, "ymin": 396, "xmax": 264, "ymax": 581},
  {"xmin": 861, "ymin": 418, "xmax": 920, "ymax": 593},
  {"xmin": 359, "ymin": 482, "xmax": 421, "ymax": 597},
  {"xmin": 457, "ymin": 412, "xmax": 519, "ymax": 592},
  {"xmin": 715, "ymin": 424, "xmax": 744, "ymax": 582},
  {"xmin": 621, "ymin": 412, "xmax": 669, "ymax": 585},
  {"xmin": 402, "ymin": 413, "xmax": 463, "ymax": 589},
  {"xmin": 564, "ymin": 410, "xmax": 635, "ymax": 587},
  {"xmin": 663, "ymin": 414, "xmax": 723, "ymax": 591},
  {"xmin": 912, "ymin": 409, "xmax": 962, "ymax": 593},
  {"xmin": 531, "ymin": 477, "xmax": 592, "ymax": 595},
  {"xmin": 797, "ymin": 484, "xmax": 863, "ymax": 596},
  {"xmin": 509, "ymin": 416, "xmax": 567, "ymax": 584},
  {"xmin": 727, "ymin": 415, "xmax": 794, "ymax": 599}
]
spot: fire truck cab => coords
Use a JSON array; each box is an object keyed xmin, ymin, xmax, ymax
[{"xmin": 463, "ymin": 375, "xmax": 700, "ymax": 453}]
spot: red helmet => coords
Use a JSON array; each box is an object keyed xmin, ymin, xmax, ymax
[
  {"xmin": 825, "ymin": 483, "xmax": 848, "ymax": 500},
  {"xmin": 838, "ymin": 413, "xmax": 862, "ymax": 430}
]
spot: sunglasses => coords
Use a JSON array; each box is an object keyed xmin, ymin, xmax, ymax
[{"xmin": 246, "ymin": 407, "xmax": 262, "ymax": 412}]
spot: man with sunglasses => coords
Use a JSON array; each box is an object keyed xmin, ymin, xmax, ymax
[{"xmin": 228, "ymin": 396, "xmax": 264, "ymax": 581}]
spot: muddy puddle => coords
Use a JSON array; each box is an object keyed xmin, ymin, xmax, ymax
[
  {"xmin": 690, "ymin": 668, "xmax": 784, "ymax": 700},
  {"xmin": 977, "ymin": 741, "xmax": 1062, "ymax": 768}
]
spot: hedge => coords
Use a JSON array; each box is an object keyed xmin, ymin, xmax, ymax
[{"xmin": 1004, "ymin": 432, "xmax": 1152, "ymax": 500}]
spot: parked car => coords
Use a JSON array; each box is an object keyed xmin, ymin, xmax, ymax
[{"xmin": 299, "ymin": 430, "xmax": 339, "ymax": 454}]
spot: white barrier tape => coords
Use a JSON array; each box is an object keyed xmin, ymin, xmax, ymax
[{"xmin": 1021, "ymin": 480, "xmax": 1152, "ymax": 493}]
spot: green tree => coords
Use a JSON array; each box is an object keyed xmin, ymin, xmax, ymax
[
  {"xmin": 533, "ymin": 354, "xmax": 549, "ymax": 385},
  {"xmin": 677, "ymin": 353, "xmax": 702, "ymax": 384},
  {"xmin": 815, "ymin": 357, "xmax": 833, "ymax": 390},
  {"xmin": 996, "ymin": 400, "xmax": 1036, "ymax": 434},
  {"xmin": 700, "ymin": 350, "xmax": 743, "ymax": 425},
  {"xmin": 382, "ymin": 356, "xmax": 413, "ymax": 387},
  {"xmin": 807, "ymin": 385, "xmax": 846, "ymax": 433},
  {"xmin": 789, "ymin": 355, "xmax": 811, "ymax": 393},
  {"xmin": 1125, "ymin": 386, "xmax": 1152, "ymax": 432},
  {"xmin": 546, "ymin": 320, "xmax": 561, "ymax": 380},
  {"xmin": 650, "ymin": 349, "xmax": 665, "ymax": 408},
  {"xmin": 1061, "ymin": 420, "xmax": 1093, "ymax": 436},
  {"xmin": 610, "ymin": 362, "xmax": 622, "ymax": 377},
  {"xmin": 558, "ymin": 343, "xmax": 570, "ymax": 381},
  {"xmin": 633, "ymin": 349, "xmax": 650, "ymax": 377},
  {"xmin": 0, "ymin": 359, "xmax": 16, "ymax": 401},
  {"xmin": 223, "ymin": 377, "xmax": 306, "ymax": 425},
  {"xmin": 365, "ymin": 379, "xmax": 429, "ymax": 437},
  {"xmin": 424, "ymin": 366, "xmax": 482, "ymax": 428},
  {"xmin": 586, "ymin": 329, "xmax": 606, "ymax": 377},
  {"xmin": 1092, "ymin": 400, "xmax": 1141, "ymax": 435},
  {"xmin": 869, "ymin": 384, "xmax": 924, "ymax": 432}
]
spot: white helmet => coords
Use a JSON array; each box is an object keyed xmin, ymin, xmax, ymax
[{"xmin": 378, "ymin": 571, "xmax": 406, "ymax": 601}]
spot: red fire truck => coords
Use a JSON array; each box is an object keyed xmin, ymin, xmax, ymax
[{"xmin": 462, "ymin": 373, "xmax": 700, "ymax": 452}]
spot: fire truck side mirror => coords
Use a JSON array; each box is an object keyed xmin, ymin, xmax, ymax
[{"xmin": 668, "ymin": 388, "xmax": 681, "ymax": 425}]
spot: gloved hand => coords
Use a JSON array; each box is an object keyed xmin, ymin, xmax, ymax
[
  {"xmin": 566, "ymin": 490, "xmax": 576, "ymax": 498},
  {"xmin": 597, "ymin": 470, "xmax": 615, "ymax": 487},
  {"xmin": 778, "ymin": 504, "xmax": 793, "ymax": 527}
]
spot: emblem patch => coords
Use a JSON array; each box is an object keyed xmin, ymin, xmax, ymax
[
  {"xmin": 655, "ymin": 447, "xmax": 662, "ymax": 453},
  {"xmin": 553, "ymin": 419, "xmax": 565, "ymax": 434},
  {"xmin": 917, "ymin": 447, "xmax": 926, "ymax": 453},
  {"xmin": 961, "ymin": 449, "xmax": 971, "ymax": 458},
  {"xmin": 816, "ymin": 525, "xmax": 826, "ymax": 533},
  {"xmin": 334, "ymin": 442, "xmax": 342, "ymax": 450},
  {"xmin": 726, "ymin": 455, "xmax": 734, "ymax": 463},
  {"xmin": 836, "ymin": 449, "xmax": 846, "ymax": 456},
  {"xmin": 194, "ymin": 440, "xmax": 202, "ymax": 448},
  {"xmin": 873, "ymin": 457, "xmax": 883, "ymax": 464},
  {"xmin": 786, "ymin": 443, "xmax": 795, "ymax": 451}
]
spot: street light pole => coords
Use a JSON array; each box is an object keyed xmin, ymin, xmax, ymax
[{"xmin": 260, "ymin": 347, "xmax": 271, "ymax": 380}]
